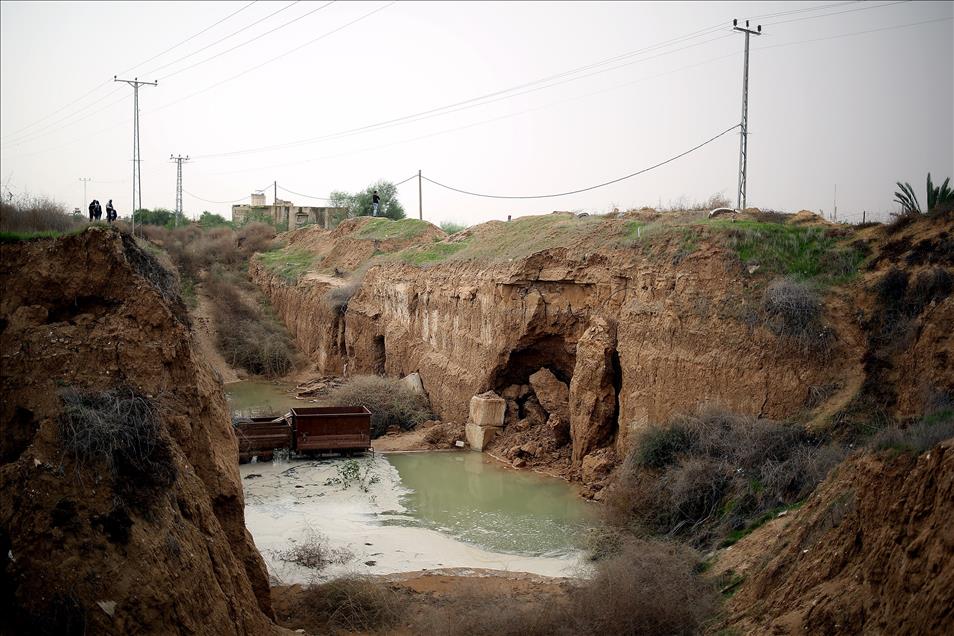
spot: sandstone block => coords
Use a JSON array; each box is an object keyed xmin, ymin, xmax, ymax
[
  {"xmin": 469, "ymin": 391, "xmax": 506, "ymax": 427},
  {"xmin": 521, "ymin": 395, "xmax": 548, "ymax": 428},
  {"xmin": 465, "ymin": 422, "xmax": 497, "ymax": 451},
  {"xmin": 529, "ymin": 368, "xmax": 569, "ymax": 420},
  {"xmin": 569, "ymin": 317, "xmax": 619, "ymax": 465},
  {"xmin": 501, "ymin": 384, "xmax": 531, "ymax": 400},
  {"xmin": 547, "ymin": 414, "xmax": 571, "ymax": 447},
  {"xmin": 505, "ymin": 399, "xmax": 520, "ymax": 427},
  {"xmin": 581, "ymin": 449, "xmax": 616, "ymax": 483},
  {"xmin": 401, "ymin": 372, "xmax": 425, "ymax": 396}
]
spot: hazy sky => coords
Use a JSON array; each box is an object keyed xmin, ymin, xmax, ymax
[{"xmin": 1, "ymin": 1, "xmax": 951, "ymax": 226}]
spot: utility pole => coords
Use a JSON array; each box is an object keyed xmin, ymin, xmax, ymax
[
  {"xmin": 170, "ymin": 154, "xmax": 190, "ymax": 227},
  {"xmin": 418, "ymin": 169, "xmax": 422, "ymax": 220},
  {"xmin": 833, "ymin": 184, "xmax": 838, "ymax": 222},
  {"xmin": 79, "ymin": 177, "xmax": 92, "ymax": 212},
  {"xmin": 732, "ymin": 19, "xmax": 761, "ymax": 211},
  {"xmin": 114, "ymin": 76, "xmax": 157, "ymax": 237},
  {"xmin": 274, "ymin": 180, "xmax": 278, "ymax": 205}
]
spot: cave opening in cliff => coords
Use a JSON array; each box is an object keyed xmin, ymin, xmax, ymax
[
  {"xmin": 493, "ymin": 335, "xmax": 576, "ymax": 388},
  {"xmin": 372, "ymin": 335, "xmax": 386, "ymax": 375}
]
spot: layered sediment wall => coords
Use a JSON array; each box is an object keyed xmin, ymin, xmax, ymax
[
  {"xmin": 247, "ymin": 212, "xmax": 954, "ymax": 475},
  {"xmin": 0, "ymin": 227, "xmax": 279, "ymax": 634}
]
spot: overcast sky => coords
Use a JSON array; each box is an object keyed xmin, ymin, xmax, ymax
[{"xmin": 1, "ymin": 1, "xmax": 951, "ymax": 226}]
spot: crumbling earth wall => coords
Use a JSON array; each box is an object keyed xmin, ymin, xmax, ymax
[{"xmin": 0, "ymin": 227, "xmax": 279, "ymax": 635}]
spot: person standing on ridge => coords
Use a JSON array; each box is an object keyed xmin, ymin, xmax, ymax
[
  {"xmin": 372, "ymin": 190, "xmax": 380, "ymax": 217},
  {"xmin": 106, "ymin": 200, "xmax": 116, "ymax": 223},
  {"xmin": 88, "ymin": 200, "xmax": 96, "ymax": 222},
  {"xmin": 94, "ymin": 200, "xmax": 103, "ymax": 221}
]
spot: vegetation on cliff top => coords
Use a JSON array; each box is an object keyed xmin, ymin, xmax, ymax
[{"xmin": 256, "ymin": 248, "xmax": 316, "ymax": 282}]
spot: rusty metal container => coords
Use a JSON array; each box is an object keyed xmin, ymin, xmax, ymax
[
  {"xmin": 234, "ymin": 416, "xmax": 293, "ymax": 462},
  {"xmin": 289, "ymin": 406, "xmax": 372, "ymax": 454}
]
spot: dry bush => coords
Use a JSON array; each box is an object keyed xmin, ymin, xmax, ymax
[
  {"xmin": 205, "ymin": 275, "xmax": 295, "ymax": 377},
  {"xmin": 323, "ymin": 277, "xmax": 362, "ymax": 314},
  {"xmin": 0, "ymin": 195, "xmax": 82, "ymax": 233},
  {"xmin": 298, "ymin": 577, "xmax": 403, "ymax": 633},
  {"xmin": 868, "ymin": 409, "xmax": 954, "ymax": 454},
  {"xmin": 761, "ymin": 277, "xmax": 832, "ymax": 357},
  {"xmin": 412, "ymin": 539, "xmax": 717, "ymax": 636},
  {"xmin": 322, "ymin": 375, "xmax": 432, "ymax": 437},
  {"xmin": 58, "ymin": 386, "xmax": 176, "ymax": 492},
  {"xmin": 276, "ymin": 529, "xmax": 351, "ymax": 570},
  {"xmin": 236, "ymin": 222, "xmax": 276, "ymax": 257},
  {"xmin": 606, "ymin": 408, "xmax": 845, "ymax": 549}
]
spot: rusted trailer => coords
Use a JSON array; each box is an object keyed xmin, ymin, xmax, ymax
[
  {"xmin": 235, "ymin": 416, "xmax": 292, "ymax": 463},
  {"xmin": 289, "ymin": 406, "xmax": 373, "ymax": 455}
]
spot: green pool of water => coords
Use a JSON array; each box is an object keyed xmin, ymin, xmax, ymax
[
  {"xmin": 384, "ymin": 451, "xmax": 598, "ymax": 557},
  {"xmin": 225, "ymin": 380, "xmax": 303, "ymax": 416}
]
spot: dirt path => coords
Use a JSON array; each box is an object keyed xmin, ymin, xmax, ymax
[{"xmin": 192, "ymin": 286, "xmax": 241, "ymax": 384}]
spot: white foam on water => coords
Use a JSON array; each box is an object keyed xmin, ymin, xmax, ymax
[{"xmin": 241, "ymin": 456, "xmax": 587, "ymax": 584}]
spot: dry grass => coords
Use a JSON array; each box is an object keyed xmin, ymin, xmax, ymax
[
  {"xmin": 606, "ymin": 408, "xmax": 845, "ymax": 549},
  {"xmin": 57, "ymin": 386, "xmax": 176, "ymax": 493},
  {"xmin": 761, "ymin": 277, "xmax": 832, "ymax": 357},
  {"xmin": 276, "ymin": 529, "xmax": 352, "ymax": 570},
  {"xmin": 323, "ymin": 276, "xmax": 363, "ymax": 314},
  {"xmin": 205, "ymin": 272, "xmax": 295, "ymax": 377},
  {"xmin": 296, "ymin": 577, "xmax": 404, "ymax": 633},
  {"xmin": 411, "ymin": 539, "xmax": 718, "ymax": 636},
  {"xmin": 322, "ymin": 375, "xmax": 432, "ymax": 437},
  {"xmin": 0, "ymin": 194, "xmax": 84, "ymax": 235}
]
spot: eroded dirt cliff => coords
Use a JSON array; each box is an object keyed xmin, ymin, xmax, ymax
[
  {"xmin": 0, "ymin": 227, "xmax": 279, "ymax": 634},
  {"xmin": 247, "ymin": 211, "xmax": 954, "ymax": 485},
  {"xmin": 723, "ymin": 441, "xmax": 953, "ymax": 634}
]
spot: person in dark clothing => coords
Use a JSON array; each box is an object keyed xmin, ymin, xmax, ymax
[
  {"xmin": 106, "ymin": 200, "xmax": 116, "ymax": 223},
  {"xmin": 372, "ymin": 190, "xmax": 380, "ymax": 217},
  {"xmin": 88, "ymin": 200, "xmax": 96, "ymax": 221},
  {"xmin": 93, "ymin": 200, "xmax": 102, "ymax": 221}
]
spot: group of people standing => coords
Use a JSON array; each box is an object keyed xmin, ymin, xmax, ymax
[{"xmin": 88, "ymin": 199, "xmax": 117, "ymax": 223}]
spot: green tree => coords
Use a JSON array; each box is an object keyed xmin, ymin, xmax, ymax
[
  {"xmin": 133, "ymin": 207, "xmax": 184, "ymax": 227},
  {"xmin": 329, "ymin": 181, "xmax": 406, "ymax": 220},
  {"xmin": 927, "ymin": 173, "xmax": 953, "ymax": 213},
  {"xmin": 198, "ymin": 211, "xmax": 231, "ymax": 228},
  {"xmin": 895, "ymin": 173, "xmax": 954, "ymax": 215}
]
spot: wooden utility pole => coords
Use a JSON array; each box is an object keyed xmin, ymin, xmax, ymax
[{"xmin": 418, "ymin": 169, "xmax": 422, "ymax": 220}]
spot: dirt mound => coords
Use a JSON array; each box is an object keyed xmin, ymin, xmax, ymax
[
  {"xmin": 0, "ymin": 227, "xmax": 279, "ymax": 634},
  {"xmin": 724, "ymin": 441, "xmax": 954, "ymax": 634},
  {"xmin": 280, "ymin": 216, "xmax": 446, "ymax": 274}
]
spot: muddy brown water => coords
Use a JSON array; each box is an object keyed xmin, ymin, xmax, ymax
[{"xmin": 225, "ymin": 380, "xmax": 303, "ymax": 415}]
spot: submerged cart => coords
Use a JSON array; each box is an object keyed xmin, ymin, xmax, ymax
[
  {"xmin": 234, "ymin": 406, "xmax": 372, "ymax": 462},
  {"xmin": 289, "ymin": 406, "xmax": 373, "ymax": 456}
]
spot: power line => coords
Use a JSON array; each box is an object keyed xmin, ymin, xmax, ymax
[
  {"xmin": 149, "ymin": 2, "xmax": 313, "ymax": 80},
  {"xmin": 756, "ymin": 14, "xmax": 952, "ymax": 51},
  {"xmin": 423, "ymin": 124, "xmax": 740, "ymax": 200},
  {"xmin": 183, "ymin": 182, "xmax": 272, "ymax": 204},
  {"xmin": 276, "ymin": 185, "xmax": 331, "ymax": 201},
  {"xmin": 152, "ymin": 2, "xmax": 396, "ymax": 115},
  {"xmin": 192, "ymin": 28, "xmax": 729, "ymax": 158},
  {"xmin": 193, "ymin": 21, "xmax": 732, "ymax": 159},
  {"xmin": 117, "ymin": 1, "xmax": 260, "ymax": 76},
  {"xmin": 763, "ymin": 0, "xmax": 910, "ymax": 25},
  {"xmin": 0, "ymin": 2, "xmax": 259, "ymax": 144},
  {"xmin": 749, "ymin": 1, "xmax": 860, "ymax": 20}
]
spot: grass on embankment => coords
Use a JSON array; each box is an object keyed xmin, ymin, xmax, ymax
[
  {"xmin": 355, "ymin": 218, "xmax": 435, "ymax": 241},
  {"xmin": 256, "ymin": 248, "xmax": 316, "ymax": 282}
]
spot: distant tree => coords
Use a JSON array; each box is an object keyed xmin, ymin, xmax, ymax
[
  {"xmin": 895, "ymin": 173, "xmax": 954, "ymax": 215},
  {"xmin": 927, "ymin": 173, "xmax": 953, "ymax": 213},
  {"xmin": 329, "ymin": 181, "xmax": 406, "ymax": 220},
  {"xmin": 198, "ymin": 211, "xmax": 231, "ymax": 228},
  {"xmin": 133, "ymin": 208, "xmax": 180, "ymax": 226}
]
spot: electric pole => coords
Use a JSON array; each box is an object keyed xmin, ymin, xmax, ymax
[
  {"xmin": 170, "ymin": 154, "xmax": 190, "ymax": 227},
  {"xmin": 418, "ymin": 169, "xmax": 422, "ymax": 220},
  {"xmin": 79, "ymin": 177, "xmax": 92, "ymax": 212},
  {"xmin": 732, "ymin": 19, "xmax": 761, "ymax": 211},
  {"xmin": 114, "ymin": 76, "xmax": 158, "ymax": 236}
]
